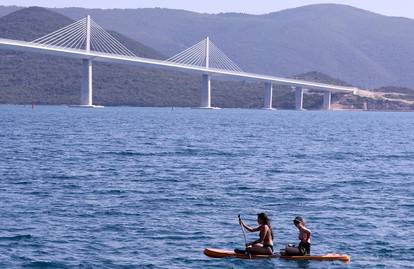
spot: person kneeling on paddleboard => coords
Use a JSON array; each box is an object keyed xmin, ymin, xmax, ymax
[
  {"xmin": 235, "ymin": 213, "xmax": 274, "ymax": 255},
  {"xmin": 282, "ymin": 216, "xmax": 311, "ymax": 256}
]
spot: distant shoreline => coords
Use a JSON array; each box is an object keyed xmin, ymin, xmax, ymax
[{"xmin": 1, "ymin": 103, "xmax": 413, "ymax": 112}]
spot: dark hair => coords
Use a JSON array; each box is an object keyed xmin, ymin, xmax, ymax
[
  {"xmin": 257, "ymin": 213, "xmax": 273, "ymax": 238},
  {"xmin": 293, "ymin": 216, "xmax": 305, "ymax": 226}
]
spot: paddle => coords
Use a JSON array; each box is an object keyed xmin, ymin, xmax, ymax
[{"xmin": 238, "ymin": 214, "xmax": 251, "ymax": 259}]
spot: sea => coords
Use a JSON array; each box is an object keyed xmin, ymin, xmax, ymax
[{"xmin": 0, "ymin": 105, "xmax": 413, "ymax": 269}]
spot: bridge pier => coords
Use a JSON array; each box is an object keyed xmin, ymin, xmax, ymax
[
  {"xmin": 323, "ymin": 91, "xmax": 332, "ymax": 110},
  {"xmin": 81, "ymin": 59, "xmax": 93, "ymax": 106},
  {"xmin": 295, "ymin": 87, "xmax": 304, "ymax": 110},
  {"xmin": 70, "ymin": 59, "xmax": 102, "ymax": 108},
  {"xmin": 70, "ymin": 16, "xmax": 102, "ymax": 108},
  {"xmin": 263, "ymin": 82, "xmax": 274, "ymax": 110},
  {"xmin": 200, "ymin": 74, "xmax": 215, "ymax": 109}
]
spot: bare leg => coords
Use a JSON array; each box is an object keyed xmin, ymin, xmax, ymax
[{"xmin": 247, "ymin": 246, "xmax": 273, "ymax": 255}]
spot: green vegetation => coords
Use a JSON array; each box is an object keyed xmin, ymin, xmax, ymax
[
  {"xmin": 48, "ymin": 4, "xmax": 414, "ymax": 89},
  {"xmin": 0, "ymin": 7, "xmax": 413, "ymax": 110}
]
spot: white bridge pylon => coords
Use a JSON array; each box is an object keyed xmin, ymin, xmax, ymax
[
  {"xmin": 166, "ymin": 37, "xmax": 242, "ymax": 72},
  {"xmin": 30, "ymin": 15, "xmax": 136, "ymax": 107},
  {"xmin": 166, "ymin": 37, "xmax": 243, "ymax": 108}
]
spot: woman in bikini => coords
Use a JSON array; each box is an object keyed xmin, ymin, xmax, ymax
[
  {"xmin": 282, "ymin": 216, "xmax": 311, "ymax": 256},
  {"xmin": 236, "ymin": 213, "xmax": 274, "ymax": 255}
]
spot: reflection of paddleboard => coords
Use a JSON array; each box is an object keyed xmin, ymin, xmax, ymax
[{"xmin": 203, "ymin": 248, "xmax": 351, "ymax": 263}]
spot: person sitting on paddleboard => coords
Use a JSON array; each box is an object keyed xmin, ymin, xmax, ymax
[
  {"xmin": 236, "ymin": 213, "xmax": 274, "ymax": 255},
  {"xmin": 282, "ymin": 216, "xmax": 311, "ymax": 256}
]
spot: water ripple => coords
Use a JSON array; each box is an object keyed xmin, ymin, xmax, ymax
[{"xmin": 0, "ymin": 106, "xmax": 413, "ymax": 268}]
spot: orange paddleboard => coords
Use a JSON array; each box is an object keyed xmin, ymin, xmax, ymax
[{"xmin": 203, "ymin": 248, "xmax": 350, "ymax": 263}]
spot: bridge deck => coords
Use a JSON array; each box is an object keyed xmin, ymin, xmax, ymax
[{"xmin": 0, "ymin": 38, "xmax": 357, "ymax": 93}]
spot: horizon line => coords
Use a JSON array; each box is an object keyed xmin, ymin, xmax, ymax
[{"xmin": 0, "ymin": 3, "xmax": 413, "ymax": 20}]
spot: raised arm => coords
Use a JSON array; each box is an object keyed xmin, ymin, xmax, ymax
[
  {"xmin": 239, "ymin": 218, "xmax": 261, "ymax": 233},
  {"xmin": 248, "ymin": 225, "xmax": 268, "ymax": 245}
]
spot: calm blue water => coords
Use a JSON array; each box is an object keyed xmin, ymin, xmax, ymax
[{"xmin": 0, "ymin": 105, "xmax": 413, "ymax": 269}]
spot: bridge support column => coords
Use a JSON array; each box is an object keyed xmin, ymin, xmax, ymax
[
  {"xmin": 263, "ymin": 82, "xmax": 274, "ymax": 110},
  {"xmin": 323, "ymin": 91, "xmax": 332, "ymax": 110},
  {"xmin": 70, "ymin": 16, "xmax": 102, "ymax": 109},
  {"xmin": 200, "ymin": 74, "xmax": 212, "ymax": 108},
  {"xmin": 81, "ymin": 59, "xmax": 93, "ymax": 106},
  {"xmin": 295, "ymin": 87, "xmax": 304, "ymax": 110},
  {"xmin": 70, "ymin": 59, "xmax": 102, "ymax": 108}
]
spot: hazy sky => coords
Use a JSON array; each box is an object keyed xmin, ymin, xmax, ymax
[{"xmin": 1, "ymin": 0, "xmax": 414, "ymax": 19}]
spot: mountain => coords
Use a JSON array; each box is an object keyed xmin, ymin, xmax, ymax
[
  {"xmin": 0, "ymin": 7, "xmax": 275, "ymax": 108},
  {"xmin": 38, "ymin": 4, "xmax": 414, "ymax": 89},
  {"xmin": 2, "ymin": 4, "xmax": 414, "ymax": 89},
  {"xmin": 0, "ymin": 7, "xmax": 194, "ymax": 106},
  {"xmin": 0, "ymin": 7, "xmax": 413, "ymax": 110},
  {"xmin": 0, "ymin": 6, "xmax": 162, "ymax": 59},
  {"xmin": 0, "ymin": 5, "xmax": 19, "ymax": 17},
  {"xmin": 0, "ymin": 6, "xmax": 73, "ymax": 41}
]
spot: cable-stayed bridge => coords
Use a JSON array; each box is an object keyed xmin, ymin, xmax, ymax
[{"xmin": 0, "ymin": 16, "xmax": 358, "ymax": 109}]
